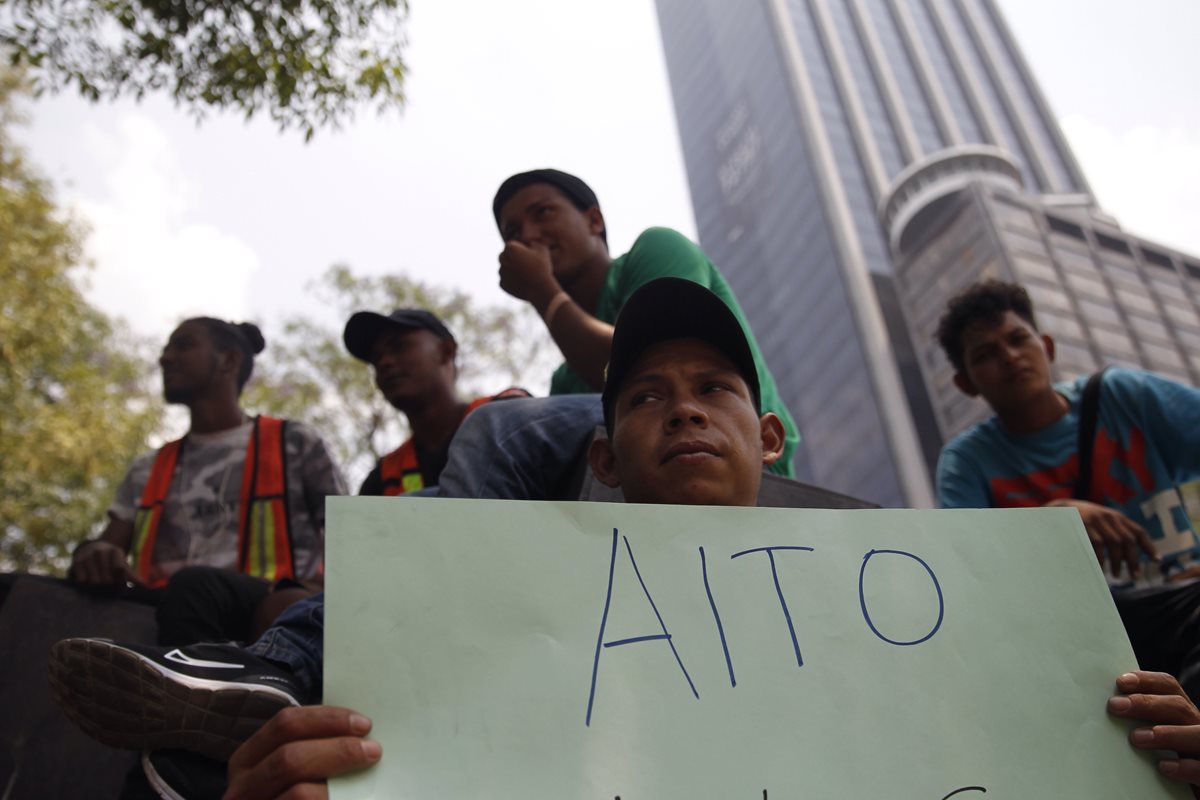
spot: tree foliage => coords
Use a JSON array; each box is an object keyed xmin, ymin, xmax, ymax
[
  {"xmin": 0, "ymin": 0, "xmax": 409, "ymax": 138},
  {"xmin": 0, "ymin": 71, "xmax": 163, "ymax": 573},
  {"xmin": 241, "ymin": 265, "xmax": 557, "ymax": 489},
  {"xmin": 0, "ymin": 62, "xmax": 551, "ymax": 565}
]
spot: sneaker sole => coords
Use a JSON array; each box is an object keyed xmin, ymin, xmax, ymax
[{"xmin": 48, "ymin": 639, "xmax": 298, "ymax": 761}]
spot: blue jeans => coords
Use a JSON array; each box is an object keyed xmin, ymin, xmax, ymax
[
  {"xmin": 246, "ymin": 395, "xmax": 604, "ymax": 701},
  {"xmin": 436, "ymin": 394, "xmax": 603, "ymax": 499},
  {"xmin": 248, "ymin": 592, "xmax": 325, "ymax": 703}
]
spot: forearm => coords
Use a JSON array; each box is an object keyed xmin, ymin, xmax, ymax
[
  {"xmin": 80, "ymin": 516, "xmax": 135, "ymax": 553},
  {"xmin": 71, "ymin": 516, "xmax": 137, "ymax": 584},
  {"xmin": 497, "ymin": 238, "xmax": 615, "ymax": 388},
  {"xmin": 538, "ymin": 292, "xmax": 613, "ymax": 391}
]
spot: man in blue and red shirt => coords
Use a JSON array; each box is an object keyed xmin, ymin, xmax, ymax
[{"xmin": 935, "ymin": 279, "xmax": 1200, "ymax": 701}]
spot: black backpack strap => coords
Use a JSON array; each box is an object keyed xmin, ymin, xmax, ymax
[{"xmin": 1074, "ymin": 367, "xmax": 1110, "ymax": 501}]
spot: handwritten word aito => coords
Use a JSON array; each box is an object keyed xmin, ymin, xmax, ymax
[{"xmin": 586, "ymin": 528, "xmax": 945, "ymax": 727}]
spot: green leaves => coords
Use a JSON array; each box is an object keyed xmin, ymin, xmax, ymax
[
  {"xmin": 0, "ymin": 73, "xmax": 163, "ymax": 573},
  {"xmin": 0, "ymin": 0, "xmax": 410, "ymax": 137}
]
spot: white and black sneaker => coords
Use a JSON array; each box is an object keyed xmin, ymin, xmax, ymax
[{"xmin": 48, "ymin": 638, "xmax": 301, "ymax": 761}]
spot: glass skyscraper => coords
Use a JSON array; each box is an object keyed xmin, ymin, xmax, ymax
[{"xmin": 654, "ymin": 0, "xmax": 1200, "ymax": 507}]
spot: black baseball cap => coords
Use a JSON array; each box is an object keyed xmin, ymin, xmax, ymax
[
  {"xmin": 492, "ymin": 169, "xmax": 602, "ymax": 233},
  {"xmin": 601, "ymin": 278, "xmax": 761, "ymax": 433},
  {"xmin": 343, "ymin": 309, "xmax": 454, "ymax": 363}
]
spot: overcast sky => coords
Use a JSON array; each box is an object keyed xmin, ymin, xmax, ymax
[{"xmin": 17, "ymin": 0, "xmax": 1200, "ymax": 364}]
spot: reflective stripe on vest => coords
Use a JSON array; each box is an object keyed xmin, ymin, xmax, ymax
[
  {"xmin": 238, "ymin": 416, "xmax": 294, "ymax": 582},
  {"xmin": 377, "ymin": 392, "xmax": 527, "ymax": 496},
  {"xmin": 379, "ymin": 440, "xmax": 423, "ymax": 497},
  {"xmin": 131, "ymin": 439, "xmax": 183, "ymax": 586},
  {"xmin": 130, "ymin": 416, "xmax": 294, "ymax": 587}
]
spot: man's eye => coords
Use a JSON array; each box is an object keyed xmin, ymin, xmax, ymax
[
  {"xmin": 701, "ymin": 382, "xmax": 727, "ymax": 395},
  {"xmin": 629, "ymin": 392, "xmax": 656, "ymax": 407}
]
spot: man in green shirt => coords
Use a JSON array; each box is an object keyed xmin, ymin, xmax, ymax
[{"xmin": 436, "ymin": 169, "xmax": 799, "ymax": 499}]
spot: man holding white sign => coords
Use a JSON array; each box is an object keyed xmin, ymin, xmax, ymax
[{"xmin": 237, "ymin": 276, "xmax": 790, "ymax": 796}]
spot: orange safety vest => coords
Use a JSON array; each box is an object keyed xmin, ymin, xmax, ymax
[
  {"xmin": 130, "ymin": 416, "xmax": 295, "ymax": 587},
  {"xmin": 379, "ymin": 390, "xmax": 528, "ymax": 496}
]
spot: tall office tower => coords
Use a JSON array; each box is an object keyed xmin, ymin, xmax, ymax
[{"xmin": 654, "ymin": 0, "xmax": 1200, "ymax": 507}]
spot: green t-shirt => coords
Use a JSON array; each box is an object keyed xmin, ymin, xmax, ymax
[{"xmin": 549, "ymin": 227, "xmax": 799, "ymax": 477}]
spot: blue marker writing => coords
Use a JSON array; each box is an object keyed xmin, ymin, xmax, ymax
[
  {"xmin": 858, "ymin": 549, "xmax": 944, "ymax": 646},
  {"xmin": 585, "ymin": 529, "xmax": 698, "ymax": 726},
  {"xmin": 730, "ymin": 546, "xmax": 815, "ymax": 668}
]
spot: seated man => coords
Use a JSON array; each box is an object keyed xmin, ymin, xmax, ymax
[
  {"xmin": 934, "ymin": 280, "xmax": 1200, "ymax": 699},
  {"xmin": 434, "ymin": 168, "xmax": 799, "ymax": 500},
  {"xmin": 344, "ymin": 307, "xmax": 528, "ymax": 496},
  {"xmin": 69, "ymin": 316, "xmax": 345, "ymax": 646},
  {"xmin": 49, "ymin": 278, "xmax": 786, "ymax": 797}
]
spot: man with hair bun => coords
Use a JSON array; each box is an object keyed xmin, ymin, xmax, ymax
[{"xmin": 68, "ymin": 317, "xmax": 346, "ymax": 646}]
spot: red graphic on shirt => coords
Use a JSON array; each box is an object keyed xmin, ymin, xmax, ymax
[{"xmin": 989, "ymin": 427, "xmax": 1152, "ymax": 508}]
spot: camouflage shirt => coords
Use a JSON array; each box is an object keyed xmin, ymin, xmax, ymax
[{"xmin": 109, "ymin": 419, "xmax": 345, "ymax": 581}]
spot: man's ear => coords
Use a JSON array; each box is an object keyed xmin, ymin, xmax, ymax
[
  {"xmin": 1042, "ymin": 333, "xmax": 1056, "ymax": 364},
  {"xmin": 586, "ymin": 206, "xmax": 606, "ymax": 238},
  {"xmin": 440, "ymin": 337, "xmax": 458, "ymax": 366},
  {"xmin": 216, "ymin": 348, "xmax": 240, "ymax": 380},
  {"xmin": 758, "ymin": 412, "xmax": 786, "ymax": 466},
  {"xmin": 952, "ymin": 371, "xmax": 979, "ymax": 398},
  {"xmin": 588, "ymin": 437, "xmax": 622, "ymax": 489}
]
